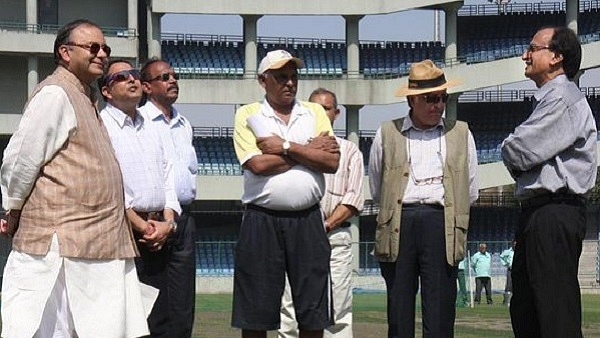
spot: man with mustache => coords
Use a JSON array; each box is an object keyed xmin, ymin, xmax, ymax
[
  {"xmin": 139, "ymin": 59, "xmax": 198, "ymax": 337},
  {"xmin": 98, "ymin": 59, "xmax": 180, "ymax": 337},
  {"xmin": 502, "ymin": 26, "xmax": 597, "ymax": 338},
  {"xmin": 0, "ymin": 20, "xmax": 153, "ymax": 337},
  {"xmin": 231, "ymin": 50, "xmax": 340, "ymax": 338}
]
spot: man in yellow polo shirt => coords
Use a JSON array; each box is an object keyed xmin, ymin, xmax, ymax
[{"xmin": 231, "ymin": 50, "xmax": 340, "ymax": 338}]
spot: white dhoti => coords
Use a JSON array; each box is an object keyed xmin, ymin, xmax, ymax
[{"xmin": 1, "ymin": 235, "xmax": 158, "ymax": 338}]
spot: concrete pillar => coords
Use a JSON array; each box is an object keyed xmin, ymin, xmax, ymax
[
  {"xmin": 26, "ymin": 0, "xmax": 37, "ymax": 31},
  {"xmin": 242, "ymin": 15, "xmax": 262, "ymax": 79},
  {"xmin": 345, "ymin": 104, "xmax": 363, "ymax": 273},
  {"xmin": 566, "ymin": 0, "xmax": 578, "ymax": 34},
  {"xmin": 445, "ymin": 93, "xmax": 458, "ymax": 121},
  {"xmin": 128, "ymin": 0, "xmax": 138, "ymax": 37},
  {"xmin": 344, "ymin": 15, "xmax": 363, "ymax": 79},
  {"xmin": 443, "ymin": 2, "xmax": 461, "ymax": 66},
  {"xmin": 147, "ymin": 10, "xmax": 163, "ymax": 59},
  {"xmin": 27, "ymin": 56, "xmax": 38, "ymax": 96}
]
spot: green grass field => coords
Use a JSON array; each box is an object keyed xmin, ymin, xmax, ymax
[{"xmin": 193, "ymin": 293, "xmax": 600, "ymax": 338}]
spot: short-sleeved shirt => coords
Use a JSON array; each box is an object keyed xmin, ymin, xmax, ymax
[{"xmin": 233, "ymin": 99, "xmax": 333, "ymax": 211}]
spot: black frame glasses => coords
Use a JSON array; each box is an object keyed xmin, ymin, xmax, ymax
[
  {"xmin": 65, "ymin": 42, "xmax": 111, "ymax": 57},
  {"xmin": 147, "ymin": 72, "xmax": 179, "ymax": 82},
  {"xmin": 527, "ymin": 44, "xmax": 551, "ymax": 54},
  {"xmin": 423, "ymin": 93, "xmax": 449, "ymax": 104},
  {"xmin": 106, "ymin": 69, "xmax": 140, "ymax": 86}
]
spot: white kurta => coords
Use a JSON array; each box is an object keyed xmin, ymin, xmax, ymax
[{"xmin": 1, "ymin": 235, "xmax": 158, "ymax": 338}]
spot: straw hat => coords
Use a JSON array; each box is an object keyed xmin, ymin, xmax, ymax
[
  {"xmin": 257, "ymin": 50, "xmax": 304, "ymax": 75},
  {"xmin": 395, "ymin": 59, "xmax": 462, "ymax": 97}
]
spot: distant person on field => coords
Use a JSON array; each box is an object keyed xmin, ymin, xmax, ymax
[
  {"xmin": 456, "ymin": 257, "xmax": 469, "ymax": 308},
  {"xmin": 0, "ymin": 19, "xmax": 154, "ymax": 338},
  {"xmin": 369, "ymin": 59, "xmax": 478, "ymax": 338},
  {"xmin": 279, "ymin": 88, "xmax": 364, "ymax": 338},
  {"xmin": 502, "ymin": 26, "xmax": 597, "ymax": 338},
  {"xmin": 471, "ymin": 243, "xmax": 493, "ymax": 305},
  {"xmin": 231, "ymin": 50, "xmax": 340, "ymax": 338},
  {"xmin": 500, "ymin": 241, "xmax": 515, "ymax": 306}
]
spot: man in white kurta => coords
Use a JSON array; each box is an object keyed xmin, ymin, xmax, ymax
[{"xmin": 0, "ymin": 20, "xmax": 155, "ymax": 338}]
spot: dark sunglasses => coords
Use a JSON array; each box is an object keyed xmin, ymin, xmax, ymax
[
  {"xmin": 423, "ymin": 93, "xmax": 449, "ymax": 104},
  {"xmin": 106, "ymin": 69, "xmax": 140, "ymax": 86},
  {"xmin": 271, "ymin": 73, "xmax": 298, "ymax": 84},
  {"xmin": 147, "ymin": 72, "xmax": 179, "ymax": 82},
  {"xmin": 65, "ymin": 42, "xmax": 111, "ymax": 57}
]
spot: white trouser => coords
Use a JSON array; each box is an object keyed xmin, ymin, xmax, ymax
[
  {"xmin": 1, "ymin": 234, "xmax": 157, "ymax": 338},
  {"xmin": 279, "ymin": 227, "xmax": 353, "ymax": 338}
]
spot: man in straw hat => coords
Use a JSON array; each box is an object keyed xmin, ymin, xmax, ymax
[
  {"xmin": 369, "ymin": 59, "xmax": 478, "ymax": 338},
  {"xmin": 231, "ymin": 49, "xmax": 340, "ymax": 338}
]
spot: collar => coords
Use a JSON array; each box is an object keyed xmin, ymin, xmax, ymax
[
  {"xmin": 259, "ymin": 98, "xmax": 308, "ymax": 119},
  {"xmin": 401, "ymin": 113, "xmax": 444, "ymax": 133},
  {"xmin": 104, "ymin": 103, "xmax": 144, "ymax": 129},
  {"xmin": 143, "ymin": 101, "xmax": 182, "ymax": 124},
  {"xmin": 534, "ymin": 74, "xmax": 568, "ymax": 101}
]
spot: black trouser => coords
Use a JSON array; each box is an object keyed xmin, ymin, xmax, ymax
[
  {"xmin": 136, "ymin": 207, "xmax": 197, "ymax": 338},
  {"xmin": 379, "ymin": 261, "xmax": 398, "ymax": 338},
  {"xmin": 510, "ymin": 200, "xmax": 585, "ymax": 338},
  {"xmin": 474, "ymin": 277, "xmax": 492, "ymax": 304},
  {"xmin": 389, "ymin": 204, "xmax": 457, "ymax": 338}
]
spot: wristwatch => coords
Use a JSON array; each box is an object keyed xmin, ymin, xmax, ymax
[
  {"xmin": 282, "ymin": 140, "xmax": 291, "ymax": 155},
  {"xmin": 167, "ymin": 220, "xmax": 178, "ymax": 234}
]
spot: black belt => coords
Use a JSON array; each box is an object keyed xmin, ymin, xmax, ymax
[
  {"xmin": 402, "ymin": 203, "xmax": 443, "ymax": 210},
  {"xmin": 519, "ymin": 193, "xmax": 586, "ymax": 209},
  {"xmin": 245, "ymin": 203, "xmax": 320, "ymax": 217},
  {"xmin": 181, "ymin": 204, "xmax": 192, "ymax": 213}
]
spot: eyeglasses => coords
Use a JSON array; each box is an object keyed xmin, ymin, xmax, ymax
[
  {"xmin": 271, "ymin": 73, "xmax": 298, "ymax": 84},
  {"xmin": 527, "ymin": 44, "xmax": 551, "ymax": 54},
  {"xmin": 106, "ymin": 69, "xmax": 140, "ymax": 86},
  {"xmin": 147, "ymin": 72, "xmax": 179, "ymax": 82},
  {"xmin": 423, "ymin": 93, "xmax": 449, "ymax": 104},
  {"xmin": 65, "ymin": 42, "xmax": 111, "ymax": 57}
]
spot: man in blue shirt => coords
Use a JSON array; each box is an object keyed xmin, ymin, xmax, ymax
[
  {"xmin": 502, "ymin": 26, "xmax": 597, "ymax": 338},
  {"xmin": 471, "ymin": 243, "xmax": 492, "ymax": 305}
]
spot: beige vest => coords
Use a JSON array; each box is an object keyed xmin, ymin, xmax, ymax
[
  {"xmin": 374, "ymin": 117, "xmax": 471, "ymax": 265},
  {"xmin": 14, "ymin": 66, "xmax": 138, "ymax": 259}
]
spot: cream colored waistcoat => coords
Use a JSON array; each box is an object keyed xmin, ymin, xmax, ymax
[{"xmin": 374, "ymin": 117, "xmax": 471, "ymax": 265}]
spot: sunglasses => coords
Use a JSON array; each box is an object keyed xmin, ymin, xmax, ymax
[
  {"xmin": 271, "ymin": 73, "xmax": 298, "ymax": 84},
  {"xmin": 65, "ymin": 42, "xmax": 111, "ymax": 57},
  {"xmin": 147, "ymin": 72, "xmax": 179, "ymax": 82},
  {"xmin": 423, "ymin": 93, "xmax": 449, "ymax": 104},
  {"xmin": 106, "ymin": 69, "xmax": 140, "ymax": 86}
]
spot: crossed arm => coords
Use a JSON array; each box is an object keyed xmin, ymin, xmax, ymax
[{"xmin": 243, "ymin": 133, "xmax": 340, "ymax": 176}]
